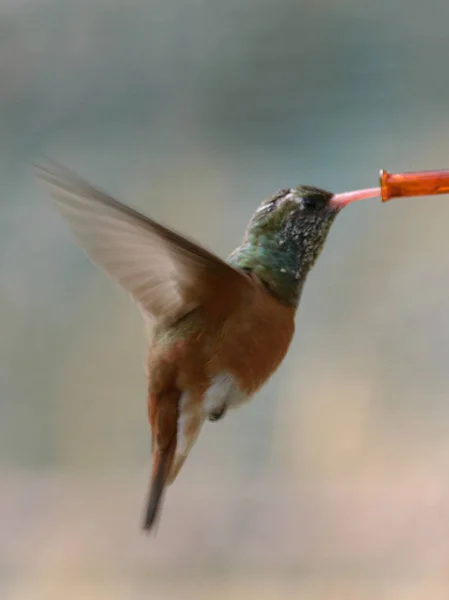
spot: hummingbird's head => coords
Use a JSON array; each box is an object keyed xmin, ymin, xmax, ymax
[
  {"xmin": 251, "ymin": 185, "xmax": 339, "ymax": 267},
  {"xmin": 230, "ymin": 184, "xmax": 378, "ymax": 306}
]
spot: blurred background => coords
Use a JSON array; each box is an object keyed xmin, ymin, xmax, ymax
[{"xmin": 2, "ymin": 0, "xmax": 449, "ymax": 598}]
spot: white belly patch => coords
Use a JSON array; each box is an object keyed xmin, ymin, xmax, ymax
[
  {"xmin": 203, "ymin": 372, "xmax": 248, "ymax": 415},
  {"xmin": 169, "ymin": 373, "xmax": 249, "ymax": 483}
]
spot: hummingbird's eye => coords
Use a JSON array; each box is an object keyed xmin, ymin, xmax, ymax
[{"xmin": 302, "ymin": 194, "xmax": 325, "ymax": 211}]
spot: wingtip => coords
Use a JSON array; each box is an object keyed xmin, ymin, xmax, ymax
[
  {"xmin": 33, "ymin": 155, "xmax": 58, "ymax": 173},
  {"xmin": 33, "ymin": 159, "xmax": 50, "ymax": 183},
  {"xmin": 33, "ymin": 160, "xmax": 64, "ymax": 194},
  {"xmin": 33, "ymin": 158, "xmax": 73, "ymax": 186}
]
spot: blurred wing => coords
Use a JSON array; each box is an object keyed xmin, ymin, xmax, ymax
[{"xmin": 36, "ymin": 161, "xmax": 252, "ymax": 323}]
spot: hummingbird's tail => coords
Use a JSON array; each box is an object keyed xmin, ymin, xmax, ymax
[
  {"xmin": 143, "ymin": 439, "xmax": 177, "ymax": 532},
  {"xmin": 143, "ymin": 389, "xmax": 179, "ymax": 532},
  {"xmin": 143, "ymin": 386, "xmax": 206, "ymax": 531}
]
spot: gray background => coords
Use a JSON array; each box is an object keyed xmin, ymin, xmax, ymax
[{"xmin": 2, "ymin": 1, "xmax": 449, "ymax": 598}]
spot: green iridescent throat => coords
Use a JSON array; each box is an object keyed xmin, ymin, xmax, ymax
[
  {"xmin": 229, "ymin": 235, "xmax": 306, "ymax": 307},
  {"xmin": 228, "ymin": 202, "xmax": 338, "ymax": 307}
]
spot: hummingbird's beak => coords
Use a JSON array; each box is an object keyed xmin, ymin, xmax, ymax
[{"xmin": 330, "ymin": 187, "xmax": 380, "ymax": 208}]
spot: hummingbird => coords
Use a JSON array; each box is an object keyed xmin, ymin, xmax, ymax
[{"xmin": 36, "ymin": 161, "xmax": 380, "ymax": 531}]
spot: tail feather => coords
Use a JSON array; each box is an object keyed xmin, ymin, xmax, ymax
[
  {"xmin": 143, "ymin": 438, "xmax": 177, "ymax": 531},
  {"xmin": 143, "ymin": 389, "xmax": 179, "ymax": 532}
]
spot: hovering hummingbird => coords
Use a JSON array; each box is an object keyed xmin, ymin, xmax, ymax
[{"xmin": 37, "ymin": 161, "xmax": 449, "ymax": 532}]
